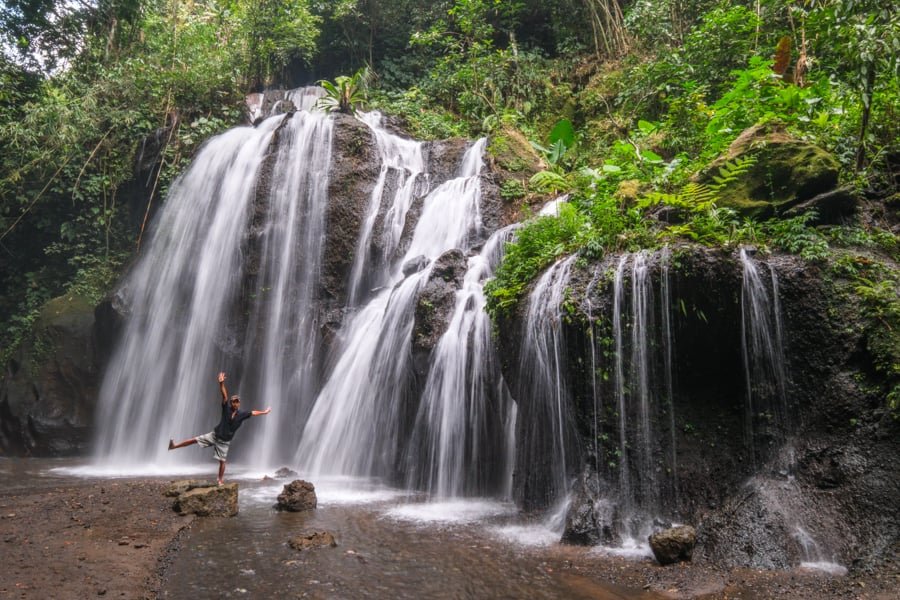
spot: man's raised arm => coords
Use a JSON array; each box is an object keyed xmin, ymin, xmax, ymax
[{"xmin": 218, "ymin": 372, "xmax": 228, "ymax": 404}]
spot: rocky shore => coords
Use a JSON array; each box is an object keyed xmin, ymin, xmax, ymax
[
  {"xmin": 0, "ymin": 472, "xmax": 897, "ymax": 599},
  {"xmin": 0, "ymin": 476, "xmax": 192, "ymax": 599}
]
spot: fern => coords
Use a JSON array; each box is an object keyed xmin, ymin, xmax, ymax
[
  {"xmin": 680, "ymin": 182, "xmax": 717, "ymax": 208},
  {"xmin": 710, "ymin": 155, "xmax": 756, "ymax": 190},
  {"xmin": 640, "ymin": 155, "xmax": 757, "ymax": 213},
  {"xmin": 529, "ymin": 170, "xmax": 569, "ymax": 194}
]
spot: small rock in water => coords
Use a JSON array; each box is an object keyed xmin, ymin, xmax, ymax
[
  {"xmin": 274, "ymin": 467, "xmax": 299, "ymax": 479},
  {"xmin": 274, "ymin": 480, "xmax": 317, "ymax": 512},
  {"xmin": 288, "ymin": 531, "xmax": 337, "ymax": 551}
]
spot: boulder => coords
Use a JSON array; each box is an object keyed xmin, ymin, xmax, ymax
[
  {"xmin": 172, "ymin": 482, "xmax": 238, "ymax": 517},
  {"xmin": 164, "ymin": 479, "xmax": 212, "ymax": 497},
  {"xmin": 562, "ymin": 467, "xmax": 617, "ymax": 545},
  {"xmin": 288, "ymin": 531, "xmax": 337, "ymax": 551},
  {"xmin": 697, "ymin": 121, "xmax": 840, "ymax": 218},
  {"xmin": 783, "ymin": 186, "xmax": 858, "ymax": 224},
  {"xmin": 649, "ymin": 525, "xmax": 697, "ymax": 565},
  {"xmin": 275, "ymin": 479, "xmax": 317, "ymax": 512},
  {"xmin": 274, "ymin": 467, "xmax": 299, "ymax": 479}
]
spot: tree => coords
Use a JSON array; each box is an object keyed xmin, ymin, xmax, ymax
[
  {"xmin": 232, "ymin": 0, "xmax": 321, "ymax": 90},
  {"xmin": 806, "ymin": 0, "xmax": 899, "ymax": 169}
]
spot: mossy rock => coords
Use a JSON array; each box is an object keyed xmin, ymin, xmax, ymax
[
  {"xmin": 487, "ymin": 125, "xmax": 543, "ymax": 175},
  {"xmin": 698, "ymin": 122, "xmax": 840, "ymax": 219},
  {"xmin": 1, "ymin": 292, "xmax": 98, "ymax": 455}
]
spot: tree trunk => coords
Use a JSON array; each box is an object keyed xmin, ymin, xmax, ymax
[{"xmin": 855, "ymin": 64, "xmax": 877, "ymax": 171}]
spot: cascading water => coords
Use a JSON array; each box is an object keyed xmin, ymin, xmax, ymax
[
  {"xmin": 93, "ymin": 117, "xmax": 285, "ymax": 466},
  {"xmin": 347, "ymin": 112, "xmax": 426, "ymax": 305},
  {"xmin": 515, "ymin": 255, "xmax": 578, "ymax": 515},
  {"xmin": 98, "ymin": 90, "xmax": 515, "ymax": 501},
  {"xmin": 405, "ymin": 225, "xmax": 519, "ymax": 498},
  {"xmin": 739, "ymin": 247, "xmax": 789, "ymax": 456},
  {"xmin": 660, "ymin": 246, "xmax": 678, "ymax": 501},
  {"xmin": 239, "ymin": 110, "xmax": 333, "ymax": 466},
  {"xmin": 296, "ymin": 138, "xmax": 512, "ymax": 496},
  {"xmin": 608, "ymin": 250, "xmax": 677, "ymax": 543}
]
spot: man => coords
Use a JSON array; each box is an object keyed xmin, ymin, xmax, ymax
[{"xmin": 168, "ymin": 371, "xmax": 271, "ymax": 485}]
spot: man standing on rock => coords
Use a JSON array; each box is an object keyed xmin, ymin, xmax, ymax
[{"xmin": 168, "ymin": 372, "xmax": 271, "ymax": 485}]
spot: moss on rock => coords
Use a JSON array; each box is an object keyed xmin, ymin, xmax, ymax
[{"xmin": 699, "ymin": 122, "xmax": 840, "ymax": 218}]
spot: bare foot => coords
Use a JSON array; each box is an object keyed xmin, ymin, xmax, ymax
[
  {"xmin": 168, "ymin": 439, "xmax": 175, "ymax": 450},
  {"xmin": 217, "ymin": 480, "xmax": 224, "ymax": 486}
]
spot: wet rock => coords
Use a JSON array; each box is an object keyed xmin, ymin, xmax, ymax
[
  {"xmin": 164, "ymin": 480, "xmax": 212, "ymax": 497},
  {"xmin": 320, "ymin": 113, "xmax": 379, "ymax": 311},
  {"xmin": 288, "ymin": 531, "xmax": 337, "ymax": 551},
  {"xmin": 275, "ymin": 480, "xmax": 317, "ymax": 512},
  {"xmin": 0, "ymin": 293, "xmax": 99, "ymax": 456},
  {"xmin": 562, "ymin": 470, "xmax": 617, "ymax": 546},
  {"xmin": 274, "ymin": 467, "xmax": 299, "ymax": 479},
  {"xmin": 172, "ymin": 483, "xmax": 238, "ymax": 517},
  {"xmin": 402, "ymin": 255, "xmax": 429, "ymax": 277},
  {"xmin": 411, "ymin": 249, "xmax": 467, "ymax": 357},
  {"xmin": 649, "ymin": 525, "xmax": 697, "ymax": 565}
]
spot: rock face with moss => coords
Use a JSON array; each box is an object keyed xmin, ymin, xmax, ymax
[
  {"xmin": 699, "ymin": 122, "xmax": 847, "ymax": 219},
  {"xmin": 497, "ymin": 245, "xmax": 899, "ymax": 571},
  {"xmin": 0, "ymin": 294, "xmax": 102, "ymax": 455}
]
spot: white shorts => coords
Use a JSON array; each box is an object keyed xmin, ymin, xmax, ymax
[{"xmin": 195, "ymin": 431, "xmax": 231, "ymax": 462}]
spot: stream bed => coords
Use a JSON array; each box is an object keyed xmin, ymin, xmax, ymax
[{"xmin": 161, "ymin": 474, "xmax": 659, "ymax": 599}]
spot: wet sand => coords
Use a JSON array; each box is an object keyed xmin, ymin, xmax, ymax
[{"xmin": 0, "ymin": 469, "xmax": 192, "ymax": 600}]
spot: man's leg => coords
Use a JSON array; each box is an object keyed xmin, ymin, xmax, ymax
[
  {"xmin": 217, "ymin": 460, "xmax": 226, "ymax": 486},
  {"xmin": 169, "ymin": 437, "xmax": 198, "ymax": 450}
]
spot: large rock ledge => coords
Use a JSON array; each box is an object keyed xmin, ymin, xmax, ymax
[
  {"xmin": 498, "ymin": 244, "xmax": 900, "ymax": 571},
  {"xmin": 167, "ymin": 480, "xmax": 239, "ymax": 517}
]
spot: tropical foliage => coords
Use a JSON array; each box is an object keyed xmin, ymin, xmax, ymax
[{"xmin": 1, "ymin": 0, "xmax": 898, "ymax": 397}]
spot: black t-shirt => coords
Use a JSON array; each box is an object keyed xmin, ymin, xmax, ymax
[{"xmin": 214, "ymin": 403, "xmax": 252, "ymax": 441}]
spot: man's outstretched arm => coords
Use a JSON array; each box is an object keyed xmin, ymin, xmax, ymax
[
  {"xmin": 218, "ymin": 372, "xmax": 228, "ymax": 404},
  {"xmin": 251, "ymin": 407, "xmax": 272, "ymax": 417}
]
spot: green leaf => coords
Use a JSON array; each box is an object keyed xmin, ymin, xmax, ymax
[
  {"xmin": 548, "ymin": 118, "xmax": 575, "ymax": 148},
  {"xmin": 641, "ymin": 149, "xmax": 663, "ymax": 163},
  {"xmin": 637, "ymin": 119, "xmax": 658, "ymax": 134}
]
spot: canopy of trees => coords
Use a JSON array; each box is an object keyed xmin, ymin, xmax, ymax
[{"xmin": 1, "ymin": 0, "xmax": 898, "ymax": 375}]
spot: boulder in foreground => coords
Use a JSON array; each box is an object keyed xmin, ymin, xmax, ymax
[
  {"xmin": 649, "ymin": 525, "xmax": 697, "ymax": 565},
  {"xmin": 170, "ymin": 480, "xmax": 238, "ymax": 517},
  {"xmin": 275, "ymin": 479, "xmax": 317, "ymax": 512}
]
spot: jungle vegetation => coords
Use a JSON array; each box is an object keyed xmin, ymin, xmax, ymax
[{"xmin": 1, "ymin": 0, "xmax": 898, "ymax": 403}]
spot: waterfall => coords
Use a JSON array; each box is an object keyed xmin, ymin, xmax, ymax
[
  {"xmin": 610, "ymin": 250, "xmax": 677, "ymax": 541},
  {"xmin": 660, "ymin": 246, "xmax": 678, "ymax": 500},
  {"xmin": 405, "ymin": 225, "xmax": 519, "ymax": 498},
  {"xmin": 347, "ymin": 111, "xmax": 426, "ymax": 305},
  {"xmin": 93, "ymin": 114, "xmax": 302, "ymax": 466},
  {"xmin": 240, "ymin": 111, "xmax": 333, "ymax": 466},
  {"xmin": 583, "ymin": 267, "xmax": 603, "ymax": 468},
  {"xmin": 739, "ymin": 248, "xmax": 789, "ymax": 456},
  {"xmin": 516, "ymin": 255, "xmax": 578, "ymax": 510},
  {"xmin": 296, "ymin": 139, "xmax": 492, "ymax": 485}
]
